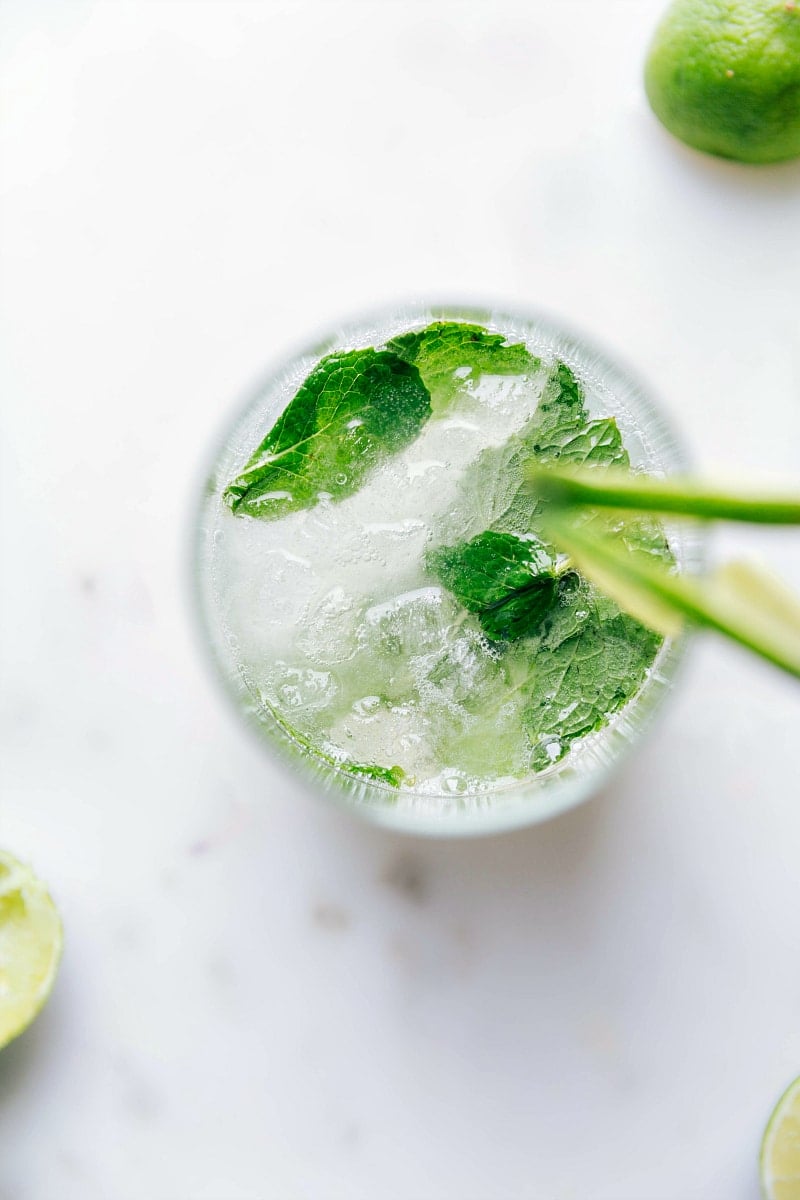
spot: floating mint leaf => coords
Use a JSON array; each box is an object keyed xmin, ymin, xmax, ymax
[
  {"xmin": 224, "ymin": 348, "xmax": 431, "ymax": 519},
  {"xmin": 524, "ymin": 360, "xmax": 586, "ymax": 449},
  {"xmin": 387, "ymin": 321, "xmax": 539, "ymax": 414},
  {"xmin": 440, "ymin": 360, "xmax": 631, "ymax": 545},
  {"xmin": 522, "ymin": 574, "xmax": 662, "ymax": 770},
  {"xmin": 428, "ymin": 568, "xmax": 662, "ymax": 775},
  {"xmin": 428, "ymin": 530, "xmax": 558, "ymax": 641},
  {"xmin": 346, "ymin": 762, "xmax": 406, "ymax": 788},
  {"xmin": 270, "ymin": 707, "xmax": 405, "ymax": 790},
  {"xmin": 503, "ymin": 360, "xmax": 626, "ymax": 469}
]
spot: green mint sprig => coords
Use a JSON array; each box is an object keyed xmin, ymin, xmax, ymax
[
  {"xmin": 425, "ymin": 358, "xmax": 667, "ymax": 768},
  {"xmin": 532, "ymin": 466, "xmax": 800, "ymax": 680},
  {"xmin": 224, "ymin": 323, "xmax": 540, "ymax": 521}
]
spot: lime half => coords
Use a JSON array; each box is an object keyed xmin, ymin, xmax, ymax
[
  {"xmin": 0, "ymin": 851, "xmax": 63, "ymax": 1050},
  {"xmin": 762, "ymin": 1075, "xmax": 800, "ymax": 1200}
]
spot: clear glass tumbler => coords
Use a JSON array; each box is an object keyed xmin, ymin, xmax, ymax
[{"xmin": 193, "ymin": 303, "xmax": 698, "ymax": 836}]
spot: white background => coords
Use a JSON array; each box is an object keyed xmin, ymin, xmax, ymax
[{"xmin": 2, "ymin": 2, "xmax": 800, "ymax": 1197}]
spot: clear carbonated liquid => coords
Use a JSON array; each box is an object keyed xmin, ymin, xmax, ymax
[{"xmin": 200, "ymin": 311, "xmax": 676, "ymax": 798}]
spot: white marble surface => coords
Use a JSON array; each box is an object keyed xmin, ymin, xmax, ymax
[{"xmin": 1, "ymin": 2, "xmax": 800, "ymax": 1197}]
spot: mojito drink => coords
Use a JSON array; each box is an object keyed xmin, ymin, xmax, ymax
[{"xmin": 196, "ymin": 307, "xmax": 686, "ymax": 828}]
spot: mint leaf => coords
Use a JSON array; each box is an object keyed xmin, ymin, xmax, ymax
[
  {"xmin": 270, "ymin": 707, "xmax": 405, "ymax": 790},
  {"xmin": 347, "ymin": 762, "xmax": 406, "ymax": 788},
  {"xmin": 505, "ymin": 361, "xmax": 627, "ymax": 469},
  {"xmin": 524, "ymin": 360, "xmax": 586, "ymax": 449},
  {"xmin": 224, "ymin": 348, "xmax": 431, "ymax": 519},
  {"xmin": 428, "ymin": 569, "xmax": 661, "ymax": 775},
  {"xmin": 511, "ymin": 362, "xmax": 630, "ymax": 515},
  {"xmin": 387, "ymin": 321, "xmax": 539, "ymax": 414},
  {"xmin": 522, "ymin": 573, "xmax": 662, "ymax": 769},
  {"xmin": 428, "ymin": 531, "xmax": 558, "ymax": 641}
]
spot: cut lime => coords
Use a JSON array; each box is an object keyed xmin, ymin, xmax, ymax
[
  {"xmin": 761, "ymin": 1075, "xmax": 800, "ymax": 1200},
  {"xmin": 0, "ymin": 851, "xmax": 63, "ymax": 1050}
]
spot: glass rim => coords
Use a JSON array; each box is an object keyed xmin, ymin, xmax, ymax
[{"xmin": 190, "ymin": 300, "xmax": 702, "ymax": 837}]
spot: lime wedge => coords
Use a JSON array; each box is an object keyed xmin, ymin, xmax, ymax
[
  {"xmin": 0, "ymin": 851, "xmax": 63, "ymax": 1050},
  {"xmin": 761, "ymin": 1075, "xmax": 800, "ymax": 1200}
]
